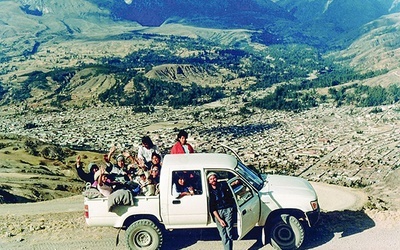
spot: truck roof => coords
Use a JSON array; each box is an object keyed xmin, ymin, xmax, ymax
[{"xmin": 162, "ymin": 153, "xmax": 238, "ymax": 171}]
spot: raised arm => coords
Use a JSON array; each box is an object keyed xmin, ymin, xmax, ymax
[{"xmin": 107, "ymin": 145, "xmax": 117, "ymax": 162}]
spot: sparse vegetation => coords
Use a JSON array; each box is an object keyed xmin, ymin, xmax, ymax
[
  {"xmin": 0, "ymin": 82, "xmax": 6, "ymax": 100},
  {"xmin": 328, "ymin": 84, "xmax": 400, "ymax": 107},
  {"xmin": 24, "ymin": 139, "xmax": 41, "ymax": 156},
  {"xmin": 0, "ymin": 136, "xmax": 101, "ymax": 203},
  {"xmin": 98, "ymin": 73, "xmax": 225, "ymax": 108}
]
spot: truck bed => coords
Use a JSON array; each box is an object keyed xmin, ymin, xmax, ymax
[{"xmin": 84, "ymin": 195, "xmax": 160, "ymax": 227}]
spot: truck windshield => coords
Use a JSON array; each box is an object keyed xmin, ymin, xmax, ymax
[{"xmin": 236, "ymin": 161, "xmax": 264, "ymax": 191}]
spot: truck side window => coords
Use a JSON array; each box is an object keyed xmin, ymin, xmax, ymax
[
  {"xmin": 172, "ymin": 170, "xmax": 202, "ymax": 197},
  {"xmin": 232, "ymin": 180, "xmax": 253, "ymax": 207},
  {"xmin": 213, "ymin": 171, "xmax": 235, "ymax": 182}
]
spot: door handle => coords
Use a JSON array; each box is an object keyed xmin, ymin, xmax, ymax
[
  {"xmin": 242, "ymin": 209, "xmax": 247, "ymax": 215},
  {"xmin": 172, "ymin": 200, "xmax": 181, "ymax": 204}
]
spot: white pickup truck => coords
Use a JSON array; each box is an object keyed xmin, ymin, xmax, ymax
[{"xmin": 84, "ymin": 153, "xmax": 320, "ymax": 250}]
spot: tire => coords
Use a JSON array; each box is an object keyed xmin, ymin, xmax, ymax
[
  {"xmin": 126, "ymin": 219, "xmax": 163, "ymax": 250},
  {"xmin": 269, "ymin": 214, "xmax": 304, "ymax": 250}
]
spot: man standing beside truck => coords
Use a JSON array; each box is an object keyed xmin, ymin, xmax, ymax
[{"xmin": 207, "ymin": 172, "xmax": 235, "ymax": 250}]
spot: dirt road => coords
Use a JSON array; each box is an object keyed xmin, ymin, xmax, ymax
[{"xmin": 0, "ymin": 182, "xmax": 399, "ymax": 250}]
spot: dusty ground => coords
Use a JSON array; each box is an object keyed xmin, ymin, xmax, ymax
[{"xmin": 0, "ymin": 182, "xmax": 399, "ymax": 250}]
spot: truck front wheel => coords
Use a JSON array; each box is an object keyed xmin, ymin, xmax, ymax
[
  {"xmin": 269, "ymin": 214, "xmax": 304, "ymax": 250},
  {"xmin": 126, "ymin": 219, "xmax": 163, "ymax": 250}
]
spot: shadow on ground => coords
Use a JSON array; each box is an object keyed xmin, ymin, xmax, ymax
[
  {"xmin": 301, "ymin": 210, "xmax": 375, "ymax": 249},
  {"xmin": 0, "ymin": 189, "xmax": 33, "ymax": 203},
  {"xmin": 161, "ymin": 209, "xmax": 375, "ymax": 249},
  {"xmin": 161, "ymin": 227, "xmax": 221, "ymax": 249}
]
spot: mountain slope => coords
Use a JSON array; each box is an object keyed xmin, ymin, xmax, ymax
[
  {"xmin": 89, "ymin": 0, "xmax": 292, "ymax": 27},
  {"xmin": 272, "ymin": 0, "xmax": 400, "ymax": 48},
  {"xmin": 335, "ymin": 12, "xmax": 400, "ymax": 72},
  {"xmin": 0, "ymin": 0, "xmax": 139, "ymax": 59},
  {"xmin": 273, "ymin": 0, "xmax": 399, "ymax": 26}
]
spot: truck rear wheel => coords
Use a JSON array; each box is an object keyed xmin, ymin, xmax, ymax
[
  {"xmin": 126, "ymin": 219, "xmax": 163, "ymax": 250},
  {"xmin": 269, "ymin": 214, "xmax": 304, "ymax": 250}
]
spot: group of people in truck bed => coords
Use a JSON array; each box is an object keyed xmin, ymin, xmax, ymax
[{"xmin": 76, "ymin": 130, "xmax": 194, "ymax": 197}]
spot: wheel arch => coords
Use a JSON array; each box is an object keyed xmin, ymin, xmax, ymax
[{"xmin": 123, "ymin": 214, "xmax": 165, "ymax": 231}]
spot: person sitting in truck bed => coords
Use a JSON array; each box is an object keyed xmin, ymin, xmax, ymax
[
  {"xmin": 148, "ymin": 166, "xmax": 160, "ymax": 185},
  {"xmin": 148, "ymin": 166, "xmax": 160, "ymax": 195},
  {"xmin": 133, "ymin": 151, "xmax": 162, "ymax": 175},
  {"xmin": 104, "ymin": 145, "xmax": 131, "ymax": 184},
  {"xmin": 75, "ymin": 155, "xmax": 99, "ymax": 186},
  {"xmin": 137, "ymin": 136, "xmax": 162, "ymax": 169},
  {"xmin": 95, "ymin": 167, "xmax": 141, "ymax": 197},
  {"xmin": 95, "ymin": 168, "xmax": 114, "ymax": 197},
  {"xmin": 172, "ymin": 173, "xmax": 194, "ymax": 198},
  {"xmin": 149, "ymin": 152, "xmax": 162, "ymax": 171},
  {"xmin": 138, "ymin": 171, "xmax": 155, "ymax": 196},
  {"xmin": 94, "ymin": 167, "xmax": 140, "ymax": 211}
]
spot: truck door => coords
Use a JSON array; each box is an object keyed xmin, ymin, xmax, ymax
[
  {"xmin": 164, "ymin": 170, "xmax": 208, "ymax": 228},
  {"xmin": 228, "ymin": 177, "xmax": 260, "ymax": 239}
]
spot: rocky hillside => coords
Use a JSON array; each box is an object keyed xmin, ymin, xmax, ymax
[
  {"xmin": 0, "ymin": 0, "xmax": 139, "ymax": 71},
  {"xmin": 145, "ymin": 64, "xmax": 220, "ymax": 85},
  {"xmin": 0, "ymin": 135, "xmax": 95, "ymax": 203},
  {"xmin": 273, "ymin": 0, "xmax": 400, "ymax": 28},
  {"xmin": 335, "ymin": 13, "xmax": 400, "ymax": 72}
]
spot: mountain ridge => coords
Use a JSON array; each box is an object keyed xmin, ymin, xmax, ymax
[{"xmin": 8, "ymin": 0, "xmax": 400, "ymax": 50}]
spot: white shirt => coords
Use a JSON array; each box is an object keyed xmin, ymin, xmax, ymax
[
  {"xmin": 137, "ymin": 145, "xmax": 161, "ymax": 163},
  {"xmin": 182, "ymin": 145, "xmax": 190, "ymax": 154}
]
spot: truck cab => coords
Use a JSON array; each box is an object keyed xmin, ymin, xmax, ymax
[{"xmin": 84, "ymin": 153, "xmax": 319, "ymax": 250}]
